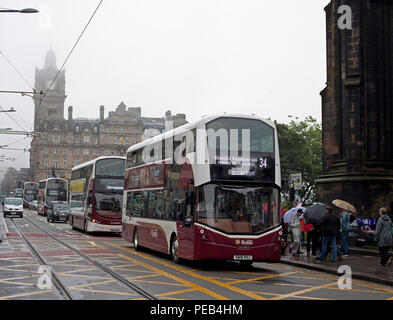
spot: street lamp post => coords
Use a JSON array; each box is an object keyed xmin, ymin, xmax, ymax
[{"xmin": 0, "ymin": 8, "xmax": 39, "ymax": 13}]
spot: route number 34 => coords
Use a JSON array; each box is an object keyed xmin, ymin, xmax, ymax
[{"xmin": 37, "ymin": 266, "xmax": 53, "ymax": 290}]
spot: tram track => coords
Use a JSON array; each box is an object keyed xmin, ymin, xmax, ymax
[
  {"xmin": 11, "ymin": 216, "xmax": 157, "ymax": 300},
  {"xmin": 9, "ymin": 218, "xmax": 73, "ymax": 300}
]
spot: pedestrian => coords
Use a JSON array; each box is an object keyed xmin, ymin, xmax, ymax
[
  {"xmin": 289, "ymin": 209, "xmax": 303, "ymax": 257},
  {"xmin": 339, "ymin": 208, "xmax": 351, "ymax": 256},
  {"xmin": 316, "ymin": 206, "xmax": 342, "ymax": 262},
  {"xmin": 304, "ymin": 221, "xmax": 317, "ymax": 257},
  {"xmin": 374, "ymin": 207, "xmax": 393, "ymax": 266}
]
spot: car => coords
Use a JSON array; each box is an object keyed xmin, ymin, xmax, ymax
[
  {"xmin": 47, "ymin": 201, "xmax": 70, "ymax": 223},
  {"xmin": 3, "ymin": 197, "xmax": 23, "ymax": 218},
  {"xmin": 29, "ymin": 200, "xmax": 38, "ymax": 210}
]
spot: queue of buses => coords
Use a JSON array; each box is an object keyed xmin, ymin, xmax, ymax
[{"xmin": 22, "ymin": 115, "xmax": 283, "ymax": 265}]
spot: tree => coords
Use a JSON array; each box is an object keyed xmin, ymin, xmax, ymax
[{"xmin": 276, "ymin": 116, "xmax": 322, "ymax": 205}]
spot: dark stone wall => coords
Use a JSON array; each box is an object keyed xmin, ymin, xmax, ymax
[{"xmin": 316, "ymin": 0, "xmax": 393, "ymax": 217}]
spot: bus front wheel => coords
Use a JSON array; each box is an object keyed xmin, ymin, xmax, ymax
[
  {"xmin": 170, "ymin": 235, "xmax": 180, "ymax": 264},
  {"xmin": 133, "ymin": 229, "xmax": 140, "ymax": 251}
]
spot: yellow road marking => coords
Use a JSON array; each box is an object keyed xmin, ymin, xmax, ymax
[
  {"xmin": 112, "ymin": 268, "xmax": 156, "ymax": 274},
  {"xmin": 225, "ymin": 272, "xmax": 297, "ymax": 285},
  {"xmin": 68, "ymin": 279, "xmax": 115, "ymax": 290},
  {"xmin": 157, "ymin": 288, "xmax": 195, "ymax": 297},
  {"xmin": 299, "ymin": 269, "xmax": 393, "ymax": 294},
  {"xmin": 270, "ymin": 282, "xmax": 338, "ymax": 300},
  {"xmin": 97, "ymin": 244, "xmax": 229, "ymax": 300},
  {"xmin": 0, "ymin": 290, "xmax": 52, "ymax": 300},
  {"xmin": 295, "ymin": 295, "xmax": 335, "ymax": 300},
  {"xmin": 74, "ymin": 288, "xmax": 138, "ymax": 296},
  {"xmin": 132, "ymin": 279, "xmax": 188, "ymax": 287},
  {"xmin": 128, "ymin": 273, "xmax": 162, "ymax": 280},
  {"xmin": 58, "ymin": 273, "xmax": 110, "ymax": 280},
  {"xmin": 104, "ymin": 241, "xmax": 263, "ymax": 300}
]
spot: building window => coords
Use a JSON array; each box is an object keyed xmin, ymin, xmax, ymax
[
  {"xmin": 53, "ymin": 159, "xmax": 59, "ymax": 168},
  {"xmin": 63, "ymin": 148, "xmax": 67, "ymax": 154},
  {"xmin": 44, "ymin": 147, "xmax": 49, "ymax": 154},
  {"xmin": 93, "ymin": 149, "xmax": 99, "ymax": 155},
  {"xmin": 44, "ymin": 159, "xmax": 49, "ymax": 167},
  {"xmin": 75, "ymin": 126, "xmax": 80, "ymax": 133},
  {"xmin": 53, "ymin": 148, "xmax": 59, "ymax": 154},
  {"xmin": 74, "ymin": 160, "xmax": 79, "ymax": 167},
  {"xmin": 74, "ymin": 148, "xmax": 80, "ymax": 155},
  {"xmin": 125, "ymin": 137, "xmax": 129, "ymax": 144},
  {"xmin": 106, "ymin": 137, "xmax": 110, "ymax": 143},
  {"xmin": 75, "ymin": 136, "xmax": 80, "ymax": 144},
  {"xmin": 105, "ymin": 149, "xmax": 109, "ymax": 156},
  {"xmin": 93, "ymin": 126, "xmax": 98, "ymax": 134},
  {"xmin": 63, "ymin": 159, "xmax": 67, "ymax": 167},
  {"xmin": 94, "ymin": 137, "xmax": 98, "ymax": 144},
  {"xmin": 83, "ymin": 148, "xmax": 89, "ymax": 155},
  {"xmin": 53, "ymin": 135, "xmax": 60, "ymax": 142},
  {"xmin": 114, "ymin": 137, "xmax": 118, "ymax": 145},
  {"xmin": 83, "ymin": 136, "xmax": 90, "ymax": 143}
]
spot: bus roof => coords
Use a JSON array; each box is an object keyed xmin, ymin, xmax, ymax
[
  {"xmin": 72, "ymin": 156, "xmax": 126, "ymax": 172},
  {"xmin": 126, "ymin": 113, "xmax": 276, "ymax": 154},
  {"xmin": 39, "ymin": 177, "xmax": 68, "ymax": 183}
]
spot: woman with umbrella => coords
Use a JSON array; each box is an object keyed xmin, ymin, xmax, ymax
[{"xmin": 332, "ymin": 200, "xmax": 357, "ymax": 257}]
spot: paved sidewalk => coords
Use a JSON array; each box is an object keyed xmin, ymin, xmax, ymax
[{"xmin": 281, "ymin": 251, "xmax": 393, "ymax": 286}]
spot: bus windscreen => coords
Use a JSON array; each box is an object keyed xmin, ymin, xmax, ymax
[{"xmin": 95, "ymin": 158, "xmax": 125, "ymax": 177}]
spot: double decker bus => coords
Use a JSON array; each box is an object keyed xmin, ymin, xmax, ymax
[
  {"xmin": 37, "ymin": 178, "xmax": 68, "ymax": 216},
  {"xmin": 69, "ymin": 157, "xmax": 125, "ymax": 233},
  {"xmin": 122, "ymin": 114, "xmax": 282, "ymax": 265},
  {"xmin": 23, "ymin": 182, "xmax": 39, "ymax": 208}
]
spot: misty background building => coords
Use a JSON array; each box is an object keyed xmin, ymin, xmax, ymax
[{"xmin": 28, "ymin": 49, "xmax": 187, "ymax": 182}]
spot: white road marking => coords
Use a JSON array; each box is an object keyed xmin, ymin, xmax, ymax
[{"xmin": 1, "ymin": 214, "xmax": 9, "ymax": 234}]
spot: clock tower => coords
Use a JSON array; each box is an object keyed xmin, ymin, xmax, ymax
[{"xmin": 33, "ymin": 48, "xmax": 66, "ymax": 130}]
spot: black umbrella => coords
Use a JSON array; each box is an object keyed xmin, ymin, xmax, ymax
[{"xmin": 304, "ymin": 203, "xmax": 326, "ymax": 226}]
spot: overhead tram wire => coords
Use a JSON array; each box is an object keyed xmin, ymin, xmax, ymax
[
  {"xmin": 31, "ymin": 0, "xmax": 105, "ymax": 136},
  {"xmin": 0, "ymin": 107, "xmax": 28, "ymax": 131},
  {"xmin": 0, "ymin": 50, "xmax": 35, "ymax": 91}
]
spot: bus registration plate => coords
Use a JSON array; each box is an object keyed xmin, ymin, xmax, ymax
[{"xmin": 233, "ymin": 255, "xmax": 253, "ymax": 261}]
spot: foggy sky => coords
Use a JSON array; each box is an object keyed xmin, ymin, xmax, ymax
[{"xmin": 0, "ymin": 0, "xmax": 331, "ymax": 174}]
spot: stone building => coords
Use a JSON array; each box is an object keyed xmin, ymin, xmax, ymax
[
  {"xmin": 316, "ymin": 0, "xmax": 393, "ymax": 216},
  {"xmin": 29, "ymin": 49, "xmax": 187, "ymax": 182}
]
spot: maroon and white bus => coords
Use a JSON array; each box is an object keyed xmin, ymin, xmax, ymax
[
  {"xmin": 122, "ymin": 114, "xmax": 282, "ymax": 265},
  {"xmin": 37, "ymin": 178, "xmax": 68, "ymax": 216},
  {"xmin": 69, "ymin": 157, "xmax": 125, "ymax": 233}
]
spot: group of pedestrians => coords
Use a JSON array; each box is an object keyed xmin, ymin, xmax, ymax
[
  {"xmin": 285, "ymin": 206, "xmax": 351, "ymax": 262},
  {"xmin": 285, "ymin": 204, "xmax": 393, "ymax": 267}
]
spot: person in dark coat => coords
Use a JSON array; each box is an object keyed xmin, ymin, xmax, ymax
[
  {"xmin": 374, "ymin": 207, "xmax": 393, "ymax": 266},
  {"xmin": 316, "ymin": 206, "xmax": 342, "ymax": 262}
]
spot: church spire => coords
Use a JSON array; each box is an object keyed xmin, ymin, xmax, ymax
[{"xmin": 44, "ymin": 47, "xmax": 57, "ymax": 68}]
